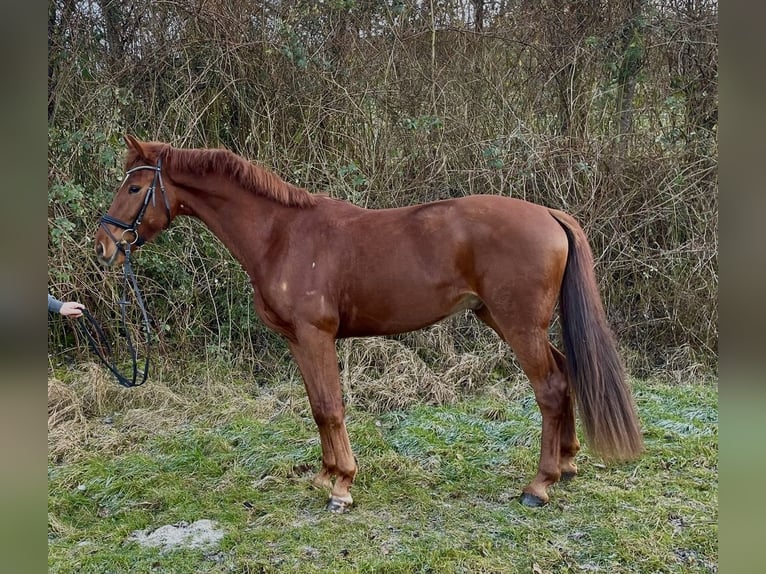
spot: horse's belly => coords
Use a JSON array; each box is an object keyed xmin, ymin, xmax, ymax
[{"xmin": 336, "ymin": 292, "xmax": 481, "ymax": 338}]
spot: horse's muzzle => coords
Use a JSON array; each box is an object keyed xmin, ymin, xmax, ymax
[{"xmin": 95, "ymin": 240, "xmax": 123, "ymax": 267}]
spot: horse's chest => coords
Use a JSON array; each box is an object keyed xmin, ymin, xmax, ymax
[
  {"xmin": 251, "ymin": 287, "xmax": 294, "ymax": 336},
  {"xmin": 252, "ymin": 280, "xmax": 338, "ymax": 338}
]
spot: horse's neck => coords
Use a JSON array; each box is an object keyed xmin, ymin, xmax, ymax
[{"xmin": 175, "ymin": 173, "xmax": 294, "ymax": 272}]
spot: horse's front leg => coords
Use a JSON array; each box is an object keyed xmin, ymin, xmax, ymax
[{"xmin": 288, "ymin": 325, "xmax": 357, "ymax": 512}]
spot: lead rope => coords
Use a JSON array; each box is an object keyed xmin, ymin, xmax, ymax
[{"xmin": 77, "ymin": 243, "xmax": 151, "ymax": 388}]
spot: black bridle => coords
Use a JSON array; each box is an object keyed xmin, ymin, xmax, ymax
[
  {"xmin": 78, "ymin": 158, "xmax": 172, "ymax": 388},
  {"xmin": 100, "ymin": 158, "xmax": 172, "ymax": 247}
]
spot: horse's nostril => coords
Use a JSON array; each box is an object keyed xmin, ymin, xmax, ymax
[{"xmin": 96, "ymin": 243, "xmax": 104, "ymax": 257}]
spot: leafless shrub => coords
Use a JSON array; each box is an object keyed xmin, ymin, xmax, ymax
[{"xmin": 49, "ymin": 0, "xmax": 717, "ymax": 395}]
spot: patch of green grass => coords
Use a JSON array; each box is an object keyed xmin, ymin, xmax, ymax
[{"xmin": 49, "ymin": 380, "xmax": 717, "ymax": 573}]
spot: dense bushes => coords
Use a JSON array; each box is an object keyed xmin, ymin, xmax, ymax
[{"xmin": 48, "ymin": 0, "xmax": 717, "ymax": 382}]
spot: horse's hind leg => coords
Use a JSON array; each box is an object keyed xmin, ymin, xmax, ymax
[
  {"xmin": 475, "ymin": 307, "xmax": 572, "ymax": 506},
  {"xmin": 288, "ymin": 325, "xmax": 358, "ymax": 512},
  {"xmin": 551, "ymin": 344, "xmax": 580, "ymax": 479}
]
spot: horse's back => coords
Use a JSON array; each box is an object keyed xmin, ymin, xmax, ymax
[
  {"xmin": 320, "ymin": 194, "xmax": 562, "ymax": 240},
  {"xmin": 312, "ymin": 194, "xmax": 568, "ymax": 279}
]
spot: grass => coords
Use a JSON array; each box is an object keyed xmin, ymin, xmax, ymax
[{"xmin": 48, "ymin": 368, "xmax": 716, "ymax": 573}]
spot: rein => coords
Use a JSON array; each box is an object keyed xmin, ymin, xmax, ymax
[
  {"xmin": 79, "ymin": 158, "xmax": 170, "ymax": 388},
  {"xmin": 77, "ymin": 243, "xmax": 152, "ymax": 388}
]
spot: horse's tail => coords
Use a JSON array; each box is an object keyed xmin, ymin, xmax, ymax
[{"xmin": 549, "ymin": 209, "xmax": 643, "ymax": 461}]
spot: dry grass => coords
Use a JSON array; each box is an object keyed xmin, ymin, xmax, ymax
[
  {"xmin": 49, "ymin": 315, "xmax": 526, "ymax": 465},
  {"xmin": 48, "ymin": 363, "xmax": 190, "ymax": 463},
  {"xmin": 339, "ymin": 319, "xmax": 521, "ymax": 413}
]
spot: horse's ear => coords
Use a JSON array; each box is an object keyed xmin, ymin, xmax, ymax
[{"xmin": 124, "ymin": 135, "xmax": 149, "ymax": 161}]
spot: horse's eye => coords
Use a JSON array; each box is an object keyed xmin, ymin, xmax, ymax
[{"xmin": 128, "ymin": 185, "xmax": 141, "ymax": 194}]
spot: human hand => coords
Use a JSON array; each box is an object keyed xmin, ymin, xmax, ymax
[{"xmin": 59, "ymin": 301, "xmax": 85, "ymax": 318}]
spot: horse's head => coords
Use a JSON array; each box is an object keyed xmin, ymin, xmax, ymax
[{"xmin": 95, "ymin": 135, "xmax": 174, "ymax": 267}]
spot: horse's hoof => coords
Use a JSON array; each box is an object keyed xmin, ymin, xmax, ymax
[
  {"xmin": 326, "ymin": 496, "xmax": 353, "ymax": 513},
  {"xmin": 519, "ymin": 492, "xmax": 548, "ymax": 507}
]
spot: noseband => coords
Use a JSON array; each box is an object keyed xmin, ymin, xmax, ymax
[{"xmin": 100, "ymin": 157, "xmax": 172, "ymax": 249}]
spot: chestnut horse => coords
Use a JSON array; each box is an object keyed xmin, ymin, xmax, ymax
[{"xmin": 95, "ymin": 136, "xmax": 642, "ymax": 512}]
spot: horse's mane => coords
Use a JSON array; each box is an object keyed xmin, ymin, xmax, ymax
[{"xmin": 133, "ymin": 143, "xmax": 318, "ymax": 208}]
